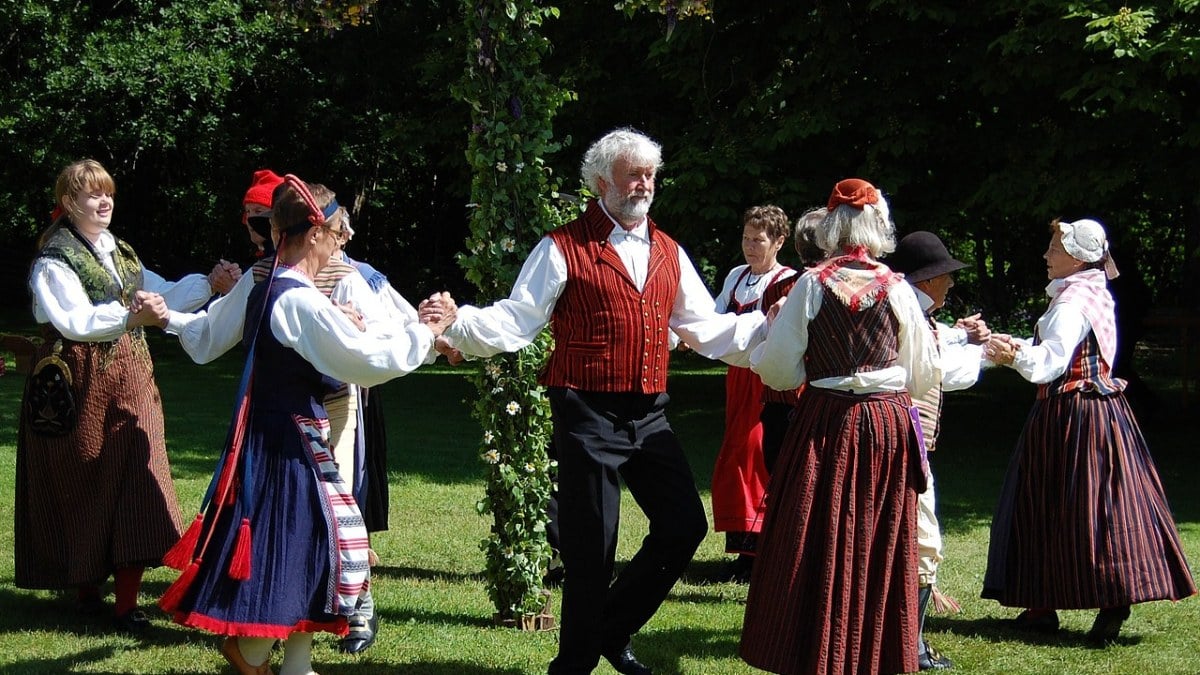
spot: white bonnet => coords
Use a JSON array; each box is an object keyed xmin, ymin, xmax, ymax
[{"xmin": 1057, "ymin": 218, "xmax": 1108, "ymax": 263}]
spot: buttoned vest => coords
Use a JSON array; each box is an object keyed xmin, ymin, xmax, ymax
[{"xmin": 540, "ymin": 201, "xmax": 680, "ymax": 393}]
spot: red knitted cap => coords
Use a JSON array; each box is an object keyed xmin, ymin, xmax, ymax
[
  {"xmin": 827, "ymin": 178, "xmax": 880, "ymax": 211},
  {"xmin": 243, "ymin": 169, "xmax": 285, "ymax": 208}
]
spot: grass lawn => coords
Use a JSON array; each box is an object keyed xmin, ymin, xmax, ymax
[{"xmin": 0, "ymin": 330, "xmax": 1196, "ymax": 674}]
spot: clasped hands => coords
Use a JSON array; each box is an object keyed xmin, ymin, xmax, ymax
[
  {"xmin": 984, "ymin": 333, "xmax": 1018, "ymax": 367},
  {"xmin": 128, "ymin": 290, "xmax": 170, "ymax": 329},
  {"xmin": 208, "ymin": 259, "xmax": 242, "ymax": 296},
  {"xmin": 419, "ymin": 293, "xmax": 465, "ymax": 364}
]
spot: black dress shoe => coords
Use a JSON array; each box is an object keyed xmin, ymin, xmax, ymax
[
  {"xmin": 918, "ymin": 640, "xmax": 954, "ymax": 670},
  {"xmin": 601, "ymin": 644, "xmax": 652, "ymax": 675},
  {"xmin": 1012, "ymin": 608, "xmax": 1059, "ymax": 633},
  {"xmin": 338, "ymin": 609, "xmax": 379, "ymax": 654},
  {"xmin": 1086, "ymin": 605, "xmax": 1131, "ymax": 645},
  {"xmin": 113, "ymin": 609, "xmax": 151, "ymax": 634}
]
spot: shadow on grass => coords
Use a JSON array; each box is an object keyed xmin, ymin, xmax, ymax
[
  {"xmin": 928, "ymin": 614, "xmax": 1144, "ymax": 649},
  {"xmin": 634, "ymin": 625, "xmax": 744, "ymax": 673},
  {"xmin": 373, "ymin": 564, "xmax": 485, "ymax": 584}
]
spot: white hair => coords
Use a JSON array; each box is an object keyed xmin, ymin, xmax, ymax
[
  {"xmin": 815, "ymin": 196, "xmax": 896, "ymax": 258},
  {"xmin": 580, "ymin": 127, "xmax": 662, "ymax": 194}
]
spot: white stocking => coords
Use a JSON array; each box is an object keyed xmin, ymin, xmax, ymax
[
  {"xmin": 280, "ymin": 632, "xmax": 316, "ymax": 675},
  {"xmin": 237, "ymin": 637, "xmax": 275, "ymax": 668}
]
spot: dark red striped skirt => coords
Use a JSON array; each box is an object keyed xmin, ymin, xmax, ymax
[
  {"xmin": 982, "ymin": 390, "xmax": 1196, "ymax": 608},
  {"xmin": 15, "ymin": 334, "xmax": 184, "ymax": 589},
  {"xmin": 741, "ymin": 387, "xmax": 921, "ymax": 675}
]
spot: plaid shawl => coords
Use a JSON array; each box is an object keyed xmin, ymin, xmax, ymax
[{"xmin": 1046, "ymin": 268, "xmax": 1116, "ymax": 368}]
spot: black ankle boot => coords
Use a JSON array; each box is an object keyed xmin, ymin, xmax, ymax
[{"xmin": 1087, "ymin": 605, "xmax": 1131, "ymax": 644}]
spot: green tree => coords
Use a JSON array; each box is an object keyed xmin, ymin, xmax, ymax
[{"xmin": 453, "ymin": 0, "xmax": 572, "ymax": 626}]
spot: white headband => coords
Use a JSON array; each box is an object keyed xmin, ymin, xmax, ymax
[{"xmin": 1058, "ymin": 218, "xmax": 1107, "ymax": 263}]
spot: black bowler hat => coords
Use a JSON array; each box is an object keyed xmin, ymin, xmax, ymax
[{"xmin": 888, "ymin": 231, "xmax": 967, "ymax": 283}]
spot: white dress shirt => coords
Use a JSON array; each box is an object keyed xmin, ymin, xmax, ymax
[
  {"xmin": 911, "ymin": 286, "xmax": 985, "ymax": 392},
  {"xmin": 445, "ymin": 202, "xmax": 768, "ymax": 367}
]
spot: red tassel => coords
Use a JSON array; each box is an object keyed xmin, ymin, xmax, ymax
[
  {"xmin": 163, "ymin": 514, "xmax": 203, "ymax": 571},
  {"xmin": 228, "ymin": 518, "xmax": 253, "ymax": 581},
  {"xmin": 158, "ymin": 561, "xmax": 200, "ymax": 614}
]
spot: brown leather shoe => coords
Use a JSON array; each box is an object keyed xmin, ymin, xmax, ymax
[{"xmin": 221, "ymin": 637, "xmax": 274, "ymax": 675}]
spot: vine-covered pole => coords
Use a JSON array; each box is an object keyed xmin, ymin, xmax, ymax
[{"xmin": 452, "ymin": 0, "xmax": 574, "ymax": 627}]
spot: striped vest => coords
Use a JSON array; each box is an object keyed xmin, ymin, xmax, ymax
[
  {"xmin": 250, "ymin": 256, "xmax": 358, "ymax": 293},
  {"xmin": 539, "ymin": 201, "xmax": 680, "ymax": 393},
  {"xmin": 912, "ymin": 317, "xmax": 943, "ymax": 454},
  {"xmin": 805, "ymin": 284, "xmax": 899, "ymax": 382},
  {"xmin": 1037, "ymin": 330, "xmax": 1124, "ymax": 399}
]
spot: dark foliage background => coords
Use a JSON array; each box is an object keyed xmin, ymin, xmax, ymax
[{"xmin": 3, "ymin": 1, "xmax": 1197, "ymax": 331}]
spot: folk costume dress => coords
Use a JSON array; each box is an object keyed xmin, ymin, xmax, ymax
[
  {"xmin": 711, "ymin": 264, "xmax": 795, "ymax": 554},
  {"xmin": 16, "ymin": 226, "xmax": 213, "ymax": 590},
  {"xmin": 742, "ymin": 250, "xmax": 940, "ymax": 675},
  {"xmin": 160, "ymin": 266, "xmax": 435, "ymax": 638},
  {"xmin": 982, "ymin": 268, "xmax": 1196, "ymax": 611}
]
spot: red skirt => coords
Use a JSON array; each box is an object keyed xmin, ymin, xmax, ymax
[
  {"xmin": 741, "ymin": 387, "xmax": 921, "ymax": 675},
  {"xmin": 711, "ymin": 365, "xmax": 767, "ymax": 536}
]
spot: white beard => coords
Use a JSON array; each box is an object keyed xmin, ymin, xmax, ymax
[{"xmin": 605, "ymin": 191, "xmax": 653, "ymax": 223}]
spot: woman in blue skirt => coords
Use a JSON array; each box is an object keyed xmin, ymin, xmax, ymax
[
  {"xmin": 983, "ymin": 218, "xmax": 1195, "ymax": 643},
  {"xmin": 159, "ymin": 176, "xmax": 454, "ymax": 675}
]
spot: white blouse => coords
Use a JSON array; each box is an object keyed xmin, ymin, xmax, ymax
[
  {"xmin": 751, "ymin": 271, "xmax": 941, "ymax": 396},
  {"xmin": 165, "ymin": 261, "xmax": 435, "ymax": 367},
  {"xmin": 194, "ymin": 267, "xmax": 434, "ymax": 388},
  {"xmin": 715, "ymin": 264, "xmax": 797, "ymax": 314},
  {"xmin": 29, "ymin": 230, "xmax": 214, "ymax": 342},
  {"xmin": 1008, "ymin": 278, "xmax": 1092, "ymax": 384}
]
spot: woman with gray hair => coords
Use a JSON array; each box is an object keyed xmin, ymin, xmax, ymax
[
  {"xmin": 742, "ymin": 179, "xmax": 940, "ymax": 675},
  {"xmin": 982, "ymin": 218, "xmax": 1195, "ymax": 643}
]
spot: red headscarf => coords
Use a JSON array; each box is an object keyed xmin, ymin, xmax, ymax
[{"xmin": 827, "ymin": 178, "xmax": 880, "ymax": 211}]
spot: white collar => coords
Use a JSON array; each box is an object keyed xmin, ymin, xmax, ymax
[{"xmin": 91, "ymin": 230, "xmax": 117, "ymax": 256}]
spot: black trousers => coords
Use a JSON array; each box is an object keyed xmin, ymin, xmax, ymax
[{"xmin": 547, "ymin": 387, "xmax": 708, "ymax": 674}]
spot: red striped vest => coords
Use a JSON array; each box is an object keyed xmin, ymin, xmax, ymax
[
  {"xmin": 539, "ymin": 200, "xmax": 681, "ymax": 393},
  {"xmin": 1037, "ymin": 330, "xmax": 1124, "ymax": 399}
]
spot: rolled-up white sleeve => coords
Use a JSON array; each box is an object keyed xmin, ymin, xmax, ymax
[
  {"xmin": 271, "ymin": 285, "xmax": 435, "ymax": 387},
  {"xmin": 444, "ymin": 237, "xmax": 564, "ymax": 358}
]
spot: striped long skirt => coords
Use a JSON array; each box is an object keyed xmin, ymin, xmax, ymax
[
  {"xmin": 15, "ymin": 333, "xmax": 183, "ymax": 589},
  {"xmin": 741, "ymin": 388, "xmax": 922, "ymax": 675},
  {"xmin": 982, "ymin": 390, "xmax": 1196, "ymax": 609}
]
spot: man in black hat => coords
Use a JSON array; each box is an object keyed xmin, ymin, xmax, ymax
[{"xmin": 888, "ymin": 231, "xmax": 991, "ymax": 671}]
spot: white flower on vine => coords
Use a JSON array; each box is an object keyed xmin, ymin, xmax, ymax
[
  {"xmin": 500, "ymin": 237, "xmax": 515, "ymax": 253},
  {"xmin": 505, "ymin": 401, "xmax": 521, "ymax": 415},
  {"xmin": 482, "ymin": 449, "xmax": 500, "ymax": 464},
  {"xmin": 492, "ymin": 386, "xmax": 503, "ymax": 395},
  {"xmin": 485, "ymin": 362, "xmax": 502, "ymax": 378},
  {"xmin": 483, "ymin": 430, "xmax": 495, "ymax": 445},
  {"xmin": 524, "ymin": 462, "xmax": 535, "ymax": 473},
  {"xmin": 514, "ymin": 162, "xmax": 525, "ymax": 173},
  {"xmin": 496, "ymin": 161, "xmax": 507, "ymax": 173}
]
